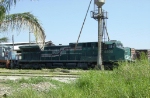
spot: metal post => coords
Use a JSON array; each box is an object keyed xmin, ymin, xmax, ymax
[
  {"xmin": 11, "ymin": 35, "xmax": 14, "ymax": 69},
  {"xmin": 29, "ymin": 32, "xmax": 31, "ymax": 46},
  {"xmin": 97, "ymin": 7, "xmax": 104, "ymax": 70},
  {"xmin": 12, "ymin": 35, "xmax": 14, "ymax": 51}
]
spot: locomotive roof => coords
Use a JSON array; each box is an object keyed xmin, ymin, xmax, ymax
[
  {"xmin": 19, "ymin": 44, "xmax": 68, "ymax": 49},
  {"xmin": 69, "ymin": 42, "xmax": 97, "ymax": 44},
  {"xmin": 19, "ymin": 40, "xmax": 123, "ymax": 49},
  {"xmin": 19, "ymin": 45, "xmax": 39, "ymax": 49},
  {"xmin": 104, "ymin": 40, "xmax": 122, "ymax": 44},
  {"xmin": 69, "ymin": 41, "xmax": 122, "ymax": 45}
]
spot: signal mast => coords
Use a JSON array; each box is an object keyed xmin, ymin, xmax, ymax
[{"xmin": 91, "ymin": 0, "xmax": 108, "ymax": 70}]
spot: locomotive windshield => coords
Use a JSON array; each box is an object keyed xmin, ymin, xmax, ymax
[
  {"xmin": 103, "ymin": 44, "xmax": 114, "ymax": 49},
  {"xmin": 116, "ymin": 43, "xmax": 123, "ymax": 48},
  {"xmin": 108, "ymin": 44, "xmax": 113, "ymax": 48},
  {"xmin": 103, "ymin": 41, "xmax": 123, "ymax": 49}
]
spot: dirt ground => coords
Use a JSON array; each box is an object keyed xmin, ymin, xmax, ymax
[{"xmin": 0, "ymin": 69, "xmax": 79, "ymax": 97}]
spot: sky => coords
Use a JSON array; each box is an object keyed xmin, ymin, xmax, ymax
[{"xmin": 2, "ymin": 0, "xmax": 150, "ymax": 49}]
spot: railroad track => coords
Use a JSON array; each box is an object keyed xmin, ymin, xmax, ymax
[{"xmin": 0, "ymin": 69, "xmax": 80, "ymax": 82}]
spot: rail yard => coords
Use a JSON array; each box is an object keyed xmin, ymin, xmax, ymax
[{"xmin": 0, "ymin": 40, "xmax": 150, "ymax": 70}]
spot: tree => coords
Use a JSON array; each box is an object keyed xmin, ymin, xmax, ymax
[
  {"xmin": 0, "ymin": 0, "xmax": 46, "ymax": 49},
  {"xmin": 0, "ymin": 37, "xmax": 8, "ymax": 42}
]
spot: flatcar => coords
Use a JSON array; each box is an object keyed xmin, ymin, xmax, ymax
[{"xmin": 8, "ymin": 40, "xmax": 136, "ymax": 69}]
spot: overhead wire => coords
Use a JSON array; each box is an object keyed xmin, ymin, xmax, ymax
[{"xmin": 74, "ymin": 0, "xmax": 93, "ymax": 50}]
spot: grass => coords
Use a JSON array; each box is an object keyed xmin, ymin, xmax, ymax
[
  {"xmin": 48, "ymin": 55, "xmax": 150, "ymax": 98},
  {"xmin": 49, "ymin": 63, "xmax": 150, "ymax": 98},
  {"xmin": 3, "ymin": 77, "xmax": 64, "ymax": 86},
  {"xmin": 8, "ymin": 88, "xmax": 46, "ymax": 98},
  {"xmin": 3, "ymin": 77, "xmax": 65, "ymax": 98},
  {"xmin": 4, "ymin": 54, "xmax": 150, "ymax": 98}
]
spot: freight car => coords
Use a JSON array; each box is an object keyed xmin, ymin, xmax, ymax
[
  {"xmin": 8, "ymin": 40, "xmax": 136, "ymax": 69},
  {"xmin": 135, "ymin": 49, "xmax": 150, "ymax": 60}
]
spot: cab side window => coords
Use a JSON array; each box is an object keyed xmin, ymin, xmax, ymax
[
  {"xmin": 112, "ymin": 43, "xmax": 116, "ymax": 48},
  {"xmin": 87, "ymin": 43, "xmax": 91, "ymax": 47},
  {"xmin": 103, "ymin": 44, "xmax": 107, "ymax": 49},
  {"xmin": 117, "ymin": 43, "xmax": 123, "ymax": 48},
  {"xmin": 70, "ymin": 44, "xmax": 75, "ymax": 48},
  {"xmin": 108, "ymin": 44, "xmax": 113, "ymax": 49},
  {"xmin": 82, "ymin": 43, "xmax": 86, "ymax": 47}
]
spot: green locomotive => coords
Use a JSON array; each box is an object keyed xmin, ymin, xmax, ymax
[{"xmin": 18, "ymin": 40, "xmax": 135, "ymax": 69}]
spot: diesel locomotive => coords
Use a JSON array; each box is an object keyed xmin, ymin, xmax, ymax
[{"xmin": 5, "ymin": 40, "xmax": 136, "ymax": 69}]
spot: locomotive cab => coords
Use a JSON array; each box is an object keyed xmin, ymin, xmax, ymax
[
  {"xmin": 102, "ymin": 40, "xmax": 126, "ymax": 62},
  {"xmin": 102, "ymin": 40, "xmax": 133, "ymax": 69}
]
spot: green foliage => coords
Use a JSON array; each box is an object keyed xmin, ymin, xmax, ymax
[
  {"xmin": 0, "ymin": 0, "xmax": 17, "ymax": 12},
  {"xmin": 9, "ymin": 88, "xmax": 45, "ymax": 98},
  {"xmin": 3, "ymin": 77, "xmax": 48, "ymax": 86},
  {"xmin": 0, "ymin": 5, "xmax": 5, "ymax": 21},
  {"xmin": 0, "ymin": 0, "xmax": 45, "ymax": 49},
  {"xmin": 6, "ymin": 77, "xmax": 65, "ymax": 98},
  {"xmin": 7, "ymin": 55, "xmax": 150, "ymax": 98},
  {"xmin": 18, "ymin": 77, "xmax": 47, "ymax": 84},
  {"xmin": 0, "ymin": 36, "xmax": 8, "ymax": 42},
  {"xmin": 4, "ymin": 77, "xmax": 64, "ymax": 87},
  {"xmin": 49, "ymin": 55, "xmax": 150, "ymax": 98}
]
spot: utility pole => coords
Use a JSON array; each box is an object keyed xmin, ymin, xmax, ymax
[
  {"xmin": 97, "ymin": 7, "xmax": 103, "ymax": 70},
  {"xmin": 91, "ymin": 0, "xmax": 105, "ymax": 70}
]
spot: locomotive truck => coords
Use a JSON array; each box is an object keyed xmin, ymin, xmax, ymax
[{"xmin": 5, "ymin": 40, "xmax": 136, "ymax": 69}]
